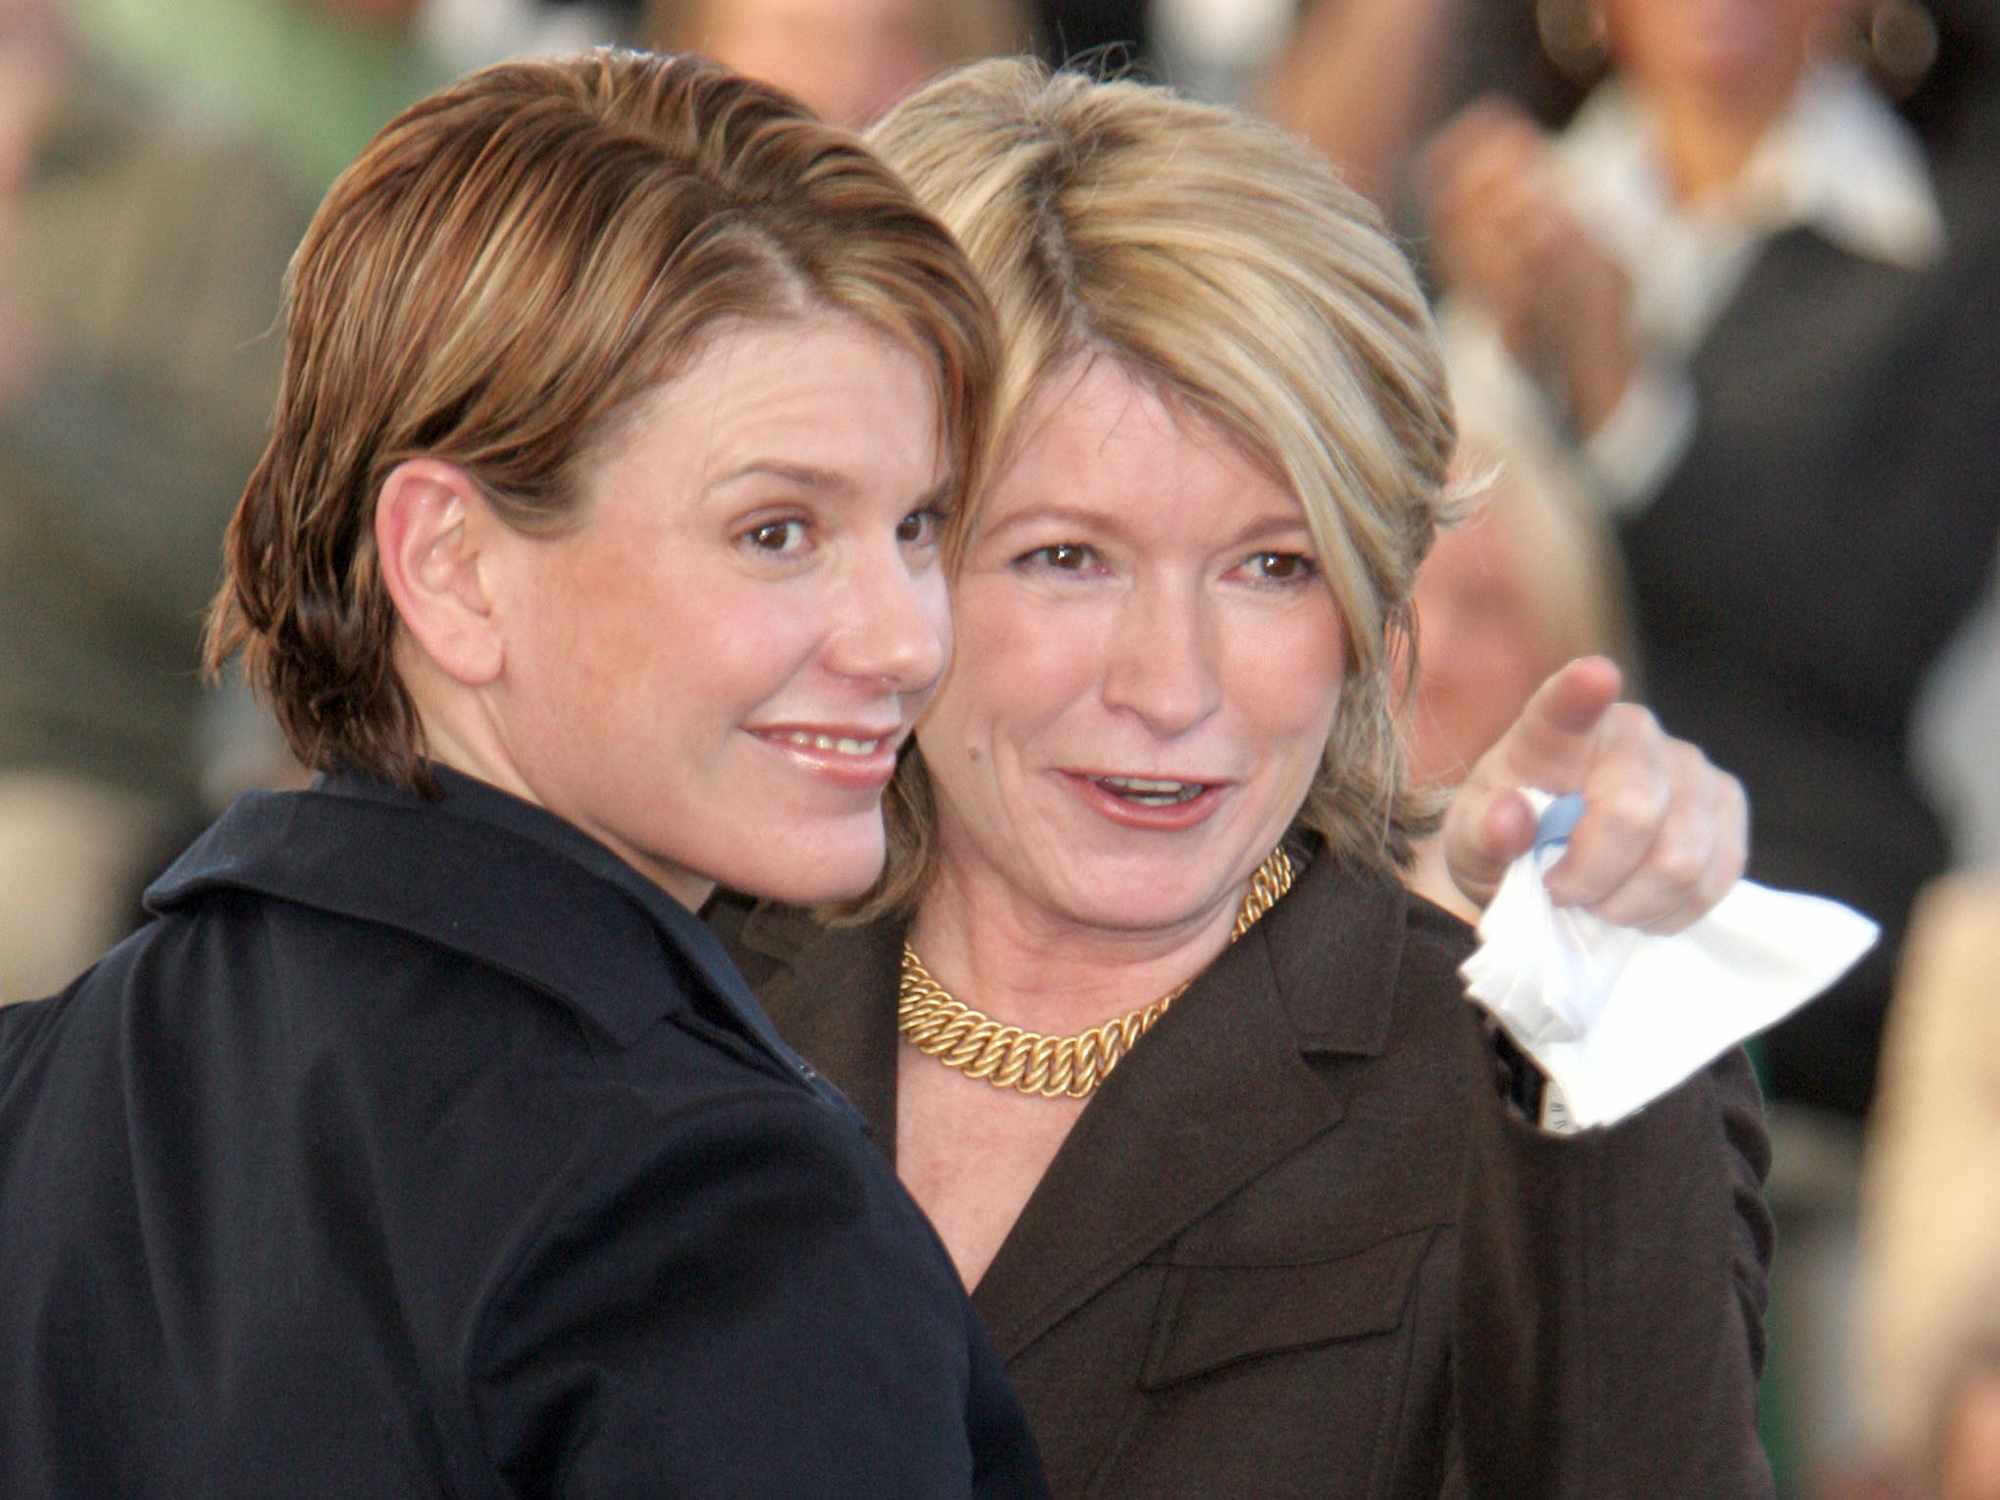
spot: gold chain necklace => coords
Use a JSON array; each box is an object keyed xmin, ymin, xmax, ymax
[{"xmin": 898, "ymin": 846, "xmax": 1296, "ymax": 1100}]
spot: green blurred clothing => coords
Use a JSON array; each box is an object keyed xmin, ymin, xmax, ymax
[
  {"xmin": 1, "ymin": 69, "xmax": 306, "ymax": 822},
  {"xmin": 72, "ymin": 0, "xmax": 445, "ymax": 194}
]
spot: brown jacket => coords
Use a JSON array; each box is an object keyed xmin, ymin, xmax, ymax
[{"xmin": 720, "ymin": 848, "xmax": 1775, "ymax": 1498}]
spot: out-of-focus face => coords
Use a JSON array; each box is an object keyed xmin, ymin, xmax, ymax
[
  {"xmin": 1407, "ymin": 492, "xmax": 1555, "ymax": 787},
  {"xmin": 1602, "ymin": 0, "xmax": 1844, "ymax": 109},
  {"xmin": 693, "ymin": 0, "xmax": 941, "ymax": 127},
  {"xmin": 484, "ymin": 312, "xmax": 952, "ymax": 909},
  {"xmin": 916, "ymin": 357, "xmax": 1346, "ymax": 943}
]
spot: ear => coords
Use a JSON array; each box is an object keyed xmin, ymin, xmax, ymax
[{"xmin": 375, "ymin": 458, "xmax": 505, "ymax": 687}]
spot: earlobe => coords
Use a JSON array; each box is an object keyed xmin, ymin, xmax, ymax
[{"xmin": 375, "ymin": 458, "xmax": 505, "ymax": 687}]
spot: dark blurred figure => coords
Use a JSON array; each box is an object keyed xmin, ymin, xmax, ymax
[
  {"xmin": 1, "ymin": 0, "xmax": 307, "ymax": 1000},
  {"xmin": 1427, "ymin": 0, "xmax": 2000, "ymax": 1127}
]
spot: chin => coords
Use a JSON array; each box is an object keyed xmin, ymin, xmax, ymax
[{"xmin": 727, "ymin": 832, "xmax": 888, "ymax": 908}]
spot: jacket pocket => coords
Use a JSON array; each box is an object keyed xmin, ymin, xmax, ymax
[{"xmin": 1139, "ymin": 1225, "xmax": 1436, "ymax": 1389}]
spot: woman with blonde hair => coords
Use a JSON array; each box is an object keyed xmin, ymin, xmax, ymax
[{"xmin": 723, "ymin": 57, "xmax": 1772, "ymax": 1496}]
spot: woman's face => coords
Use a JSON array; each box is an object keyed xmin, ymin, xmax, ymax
[
  {"xmin": 1603, "ymin": 0, "xmax": 1832, "ymax": 108},
  {"xmin": 691, "ymin": 0, "xmax": 939, "ymax": 128},
  {"xmin": 916, "ymin": 357, "xmax": 1347, "ymax": 941},
  {"xmin": 488, "ymin": 312, "xmax": 952, "ymax": 909}
]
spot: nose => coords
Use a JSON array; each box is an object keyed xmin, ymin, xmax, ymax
[
  {"xmin": 827, "ymin": 541, "xmax": 950, "ymax": 697},
  {"xmin": 1100, "ymin": 577, "xmax": 1222, "ymax": 737}
]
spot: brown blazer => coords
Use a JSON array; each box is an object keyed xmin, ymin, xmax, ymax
[{"xmin": 720, "ymin": 846, "xmax": 1775, "ymax": 1498}]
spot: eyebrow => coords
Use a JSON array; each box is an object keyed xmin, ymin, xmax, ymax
[
  {"xmin": 710, "ymin": 463, "xmax": 957, "ymax": 513},
  {"xmin": 710, "ymin": 460, "xmax": 855, "ymax": 494},
  {"xmin": 980, "ymin": 503, "xmax": 1315, "ymax": 549}
]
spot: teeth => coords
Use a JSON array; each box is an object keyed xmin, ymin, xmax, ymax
[
  {"xmin": 783, "ymin": 732, "xmax": 882, "ymax": 755},
  {"xmin": 1097, "ymin": 776, "xmax": 1204, "ymax": 805}
]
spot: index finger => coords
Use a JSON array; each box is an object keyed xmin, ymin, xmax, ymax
[{"xmin": 1467, "ymin": 655, "xmax": 1624, "ymax": 797}]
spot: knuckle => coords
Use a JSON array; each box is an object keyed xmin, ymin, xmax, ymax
[{"xmin": 1649, "ymin": 828, "xmax": 1712, "ymax": 891}]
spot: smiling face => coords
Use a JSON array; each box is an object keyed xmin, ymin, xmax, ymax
[
  {"xmin": 915, "ymin": 357, "xmax": 1347, "ymax": 941},
  {"xmin": 483, "ymin": 312, "xmax": 952, "ymax": 909}
]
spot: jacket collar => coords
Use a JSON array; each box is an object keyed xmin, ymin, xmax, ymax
[
  {"xmin": 737, "ymin": 844, "xmax": 1419, "ymax": 1357},
  {"xmin": 147, "ymin": 767, "xmax": 847, "ymax": 1113}
]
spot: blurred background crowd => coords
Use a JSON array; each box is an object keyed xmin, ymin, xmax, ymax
[{"xmin": 1, "ymin": 1, "xmax": 1994, "ymax": 1495}]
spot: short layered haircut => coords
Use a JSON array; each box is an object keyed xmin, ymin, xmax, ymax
[{"xmin": 208, "ymin": 49, "xmax": 996, "ymax": 787}]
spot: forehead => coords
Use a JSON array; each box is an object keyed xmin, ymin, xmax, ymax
[
  {"xmin": 624, "ymin": 313, "xmax": 938, "ymax": 457},
  {"xmin": 991, "ymin": 356, "xmax": 1290, "ymax": 512},
  {"xmin": 576, "ymin": 312, "xmax": 946, "ymax": 522}
]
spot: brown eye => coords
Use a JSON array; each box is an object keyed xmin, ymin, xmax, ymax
[
  {"xmin": 744, "ymin": 519, "xmax": 807, "ymax": 553},
  {"xmin": 1244, "ymin": 551, "xmax": 1316, "ymax": 583},
  {"xmin": 896, "ymin": 508, "xmax": 944, "ymax": 546}
]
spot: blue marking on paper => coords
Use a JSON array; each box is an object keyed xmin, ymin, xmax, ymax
[{"xmin": 1534, "ymin": 792, "xmax": 1586, "ymax": 853}]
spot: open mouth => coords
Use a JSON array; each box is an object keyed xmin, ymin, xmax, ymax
[{"xmin": 1091, "ymin": 776, "xmax": 1209, "ymax": 807}]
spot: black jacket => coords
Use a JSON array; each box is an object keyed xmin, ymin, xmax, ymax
[{"xmin": 0, "ymin": 768, "xmax": 1045, "ymax": 1497}]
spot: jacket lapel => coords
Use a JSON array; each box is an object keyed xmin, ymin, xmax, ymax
[
  {"xmin": 971, "ymin": 857, "xmax": 1409, "ymax": 1362},
  {"xmin": 729, "ymin": 856, "xmax": 1416, "ymax": 1365},
  {"xmin": 733, "ymin": 904, "xmax": 906, "ymax": 1145}
]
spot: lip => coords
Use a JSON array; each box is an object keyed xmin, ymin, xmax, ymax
[
  {"xmin": 1058, "ymin": 769, "xmax": 1230, "ymax": 832},
  {"xmin": 750, "ymin": 723, "xmax": 908, "ymax": 790}
]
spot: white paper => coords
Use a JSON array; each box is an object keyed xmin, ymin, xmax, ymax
[{"xmin": 1461, "ymin": 791, "xmax": 1880, "ymax": 1129}]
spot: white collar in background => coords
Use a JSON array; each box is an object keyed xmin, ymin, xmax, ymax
[{"xmin": 1563, "ymin": 62, "xmax": 1946, "ymax": 272}]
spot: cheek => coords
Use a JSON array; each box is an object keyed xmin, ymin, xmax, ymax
[
  {"xmin": 943, "ymin": 582, "xmax": 1096, "ymax": 730},
  {"xmin": 1245, "ymin": 606, "xmax": 1347, "ymax": 769}
]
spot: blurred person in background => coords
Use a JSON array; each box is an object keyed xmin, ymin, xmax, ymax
[
  {"xmin": 1426, "ymin": 0, "xmax": 2000, "ymax": 1126},
  {"xmin": 1402, "ymin": 420, "xmax": 1636, "ymax": 921},
  {"xmin": 1423, "ymin": 1, "xmax": 2000, "ymax": 1490},
  {"xmin": 0, "ymin": 0, "xmax": 306, "ymax": 1000},
  {"xmin": 644, "ymin": 0, "xmax": 1033, "ymax": 127},
  {"xmin": 70, "ymin": 0, "xmax": 447, "ymax": 193}
]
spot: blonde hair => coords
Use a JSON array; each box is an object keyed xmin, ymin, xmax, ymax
[
  {"xmin": 847, "ymin": 57, "xmax": 1457, "ymax": 917},
  {"xmin": 207, "ymin": 49, "xmax": 995, "ymax": 788}
]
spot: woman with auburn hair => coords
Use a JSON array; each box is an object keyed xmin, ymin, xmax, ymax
[
  {"xmin": 0, "ymin": 50, "xmax": 1044, "ymax": 1497},
  {"xmin": 722, "ymin": 58, "xmax": 1772, "ymax": 1496}
]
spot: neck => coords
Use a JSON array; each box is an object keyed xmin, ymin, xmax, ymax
[
  {"xmin": 1647, "ymin": 68, "xmax": 1801, "ymax": 204},
  {"xmin": 906, "ymin": 859, "xmax": 1245, "ymax": 1036}
]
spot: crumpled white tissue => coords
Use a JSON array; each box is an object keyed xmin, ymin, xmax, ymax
[{"xmin": 1460, "ymin": 791, "xmax": 1880, "ymax": 1130}]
